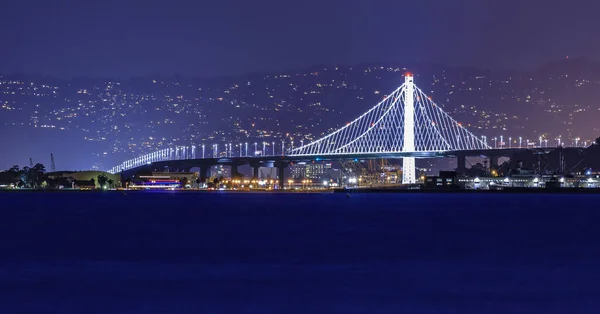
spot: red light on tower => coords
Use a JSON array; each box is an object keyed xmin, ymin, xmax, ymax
[{"xmin": 405, "ymin": 72, "xmax": 412, "ymax": 77}]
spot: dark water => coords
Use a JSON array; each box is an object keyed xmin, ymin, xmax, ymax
[{"xmin": 1, "ymin": 192, "xmax": 599, "ymax": 313}]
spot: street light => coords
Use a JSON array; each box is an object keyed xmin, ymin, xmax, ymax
[
  {"xmin": 519, "ymin": 137, "xmax": 522, "ymax": 148},
  {"xmin": 263, "ymin": 142, "xmax": 266, "ymax": 156},
  {"xmin": 202, "ymin": 144, "xmax": 205, "ymax": 158},
  {"xmin": 500, "ymin": 135, "xmax": 503, "ymax": 148},
  {"xmin": 539, "ymin": 136, "xmax": 542, "ymax": 148},
  {"xmin": 494, "ymin": 137, "xmax": 497, "ymax": 148},
  {"xmin": 254, "ymin": 142, "xmax": 257, "ymax": 155},
  {"xmin": 272, "ymin": 141, "xmax": 275, "ymax": 156},
  {"xmin": 508, "ymin": 137, "xmax": 511, "ymax": 148}
]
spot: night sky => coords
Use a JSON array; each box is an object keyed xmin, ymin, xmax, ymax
[
  {"xmin": 1, "ymin": 0, "xmax": 599, "ymax": 78},
  {"xmin": 1, "ymin": 0, "xmax": 599, "ymax": 171}
]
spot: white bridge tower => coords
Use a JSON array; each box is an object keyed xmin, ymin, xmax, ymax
[{"xmin": 402, "ymin": 74, "xmax": 416, "ymax": 184}]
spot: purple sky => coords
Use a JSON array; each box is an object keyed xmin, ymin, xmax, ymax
[{"xmin": 1, "ymin": 0, "xmax": 599, "ymax": 78}]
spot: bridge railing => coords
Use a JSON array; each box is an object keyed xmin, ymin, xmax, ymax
[{"xmin": 107, "ymin": 142, "xmax": 286, "ymax": 174}]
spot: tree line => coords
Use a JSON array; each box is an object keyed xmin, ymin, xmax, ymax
[
  {"xmin": 0, "ymin": 164, "xmax": 47, "ymax": 188},
  {"xmin": 0, "ymin": 164, "xmax": 116, "ymax": 189}
]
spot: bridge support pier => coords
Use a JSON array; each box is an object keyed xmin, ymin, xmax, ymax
[
  {"xmin": 401, "ymin": 75, "xmax": 416, "ymax": 184},
  {"xmin": 230, "ymin": 164, "xmax": 241, "ymax": 179},
  {"xmin": 275, "ymin": 162, "xmax": 287, "ymax": 190},
  {"xmin": 456, "ymin": 154, "xmax": 467, "ymax": 173},
  {"xmin": 248, "ymin": 160, "xmax": 263, "ymax": 180},
  {"xmin": 199, "ymin": 165, "xmax": 210, "ymax": 183},
  {"xmin": 490, "ymin": 156, "xmax": 499, "ymax": 171}
]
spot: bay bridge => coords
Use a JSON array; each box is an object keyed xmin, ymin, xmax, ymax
[{"xmin": 107, "ymin": 75, "xmax": 585, "ymax": 188}]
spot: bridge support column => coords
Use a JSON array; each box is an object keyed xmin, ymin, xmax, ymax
[
  {"xmin": 231, "ymin": 164, "xmax": 241, "ymax": 179},
  {"xmin": 402, "ymin": 158, "xmax": 416, "ymax": 184},
  {"xmin": 456, "ymin": 154, "xmax": 467, "ymax": 173},
  {"xmin": 402, "ymin": 74, "xmax": 416, "ymax": 184},
  {"xmin": 489, "ymin": 156, "xmax": 499, "ymax": 171},
  {"xmin": 276, "ymin": 162, "xmax": 287, "ymax": 190},
  {"xmin": 199, "ymin": 165, "xmax": 210, "ymax": 183},
  {"xmin": 253, "ymin": 166, "xmax": 260, "ymax": 179}
]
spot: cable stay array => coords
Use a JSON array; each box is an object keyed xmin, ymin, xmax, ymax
[{"xmin": 288, "ymin": 79, "xmax": 489, "ymax": 156}]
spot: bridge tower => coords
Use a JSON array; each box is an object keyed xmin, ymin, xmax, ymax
[{"xmin": 402, "ymin": 74, "xmax": 416, "ymax": 184}]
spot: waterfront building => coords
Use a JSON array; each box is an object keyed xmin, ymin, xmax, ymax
[
  {"xmin": 130, "ymin": 172, "xmax": 196, "ymax": 189},
  {"xmin": 291, "ymin": 162, "xmax": 333, "ymax": 179}
]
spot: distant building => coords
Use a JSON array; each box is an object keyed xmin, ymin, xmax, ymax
[
  {"xmin": 456, "ymin": 174, "xmax": 599, "ymax": 189},
  {"xmin": 132, "ymin": 172, "xmax": 196, "ymax": 189},
  {"xmin": 291, "ymin": 162, "xmax": 334, "ymax": 179},
  {"xmin": 211, "ymin": 165, "xmax": 230, "ymax": 179},
  {"xmin": 424, "ymin": 171, "xmax": 458, "ymax": 189}
]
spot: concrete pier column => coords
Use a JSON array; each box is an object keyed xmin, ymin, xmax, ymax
[
  {"xmin": 200, "ymin": 165, "xmax": 210, "ymax": 182},
  {"xmin": 490, "ymin": 156, "xmax": 499, "ymax": 170},
  {"xmin": 277, "ymin": 165, "xmax": 285, "ymax": 190},
  {"xmin": 231, "ymin": 164, "xmax": 240, "ymax": 179},
  {"xmin": 253, "ymin": 166, "xmax": 260, "ymax": 179},
  {"xmin": 456, "ymin": 154, "xmax": 467, "ymax": 173}
]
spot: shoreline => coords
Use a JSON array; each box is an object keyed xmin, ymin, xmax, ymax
[
  {"xmin": 336, "ymin": 187, "xmax": 600, "ymax": 194},
  {"xmin": 2, "ymin": 187, "xmax": 600, "ymax": 194}
]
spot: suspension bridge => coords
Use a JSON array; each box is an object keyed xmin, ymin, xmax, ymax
[{"xmin": 107, "ymin": 75, "xmax": 580, "ymax": 185}]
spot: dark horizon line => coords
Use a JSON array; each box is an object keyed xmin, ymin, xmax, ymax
[{"xmin": 0, "ymin": 57, "xmax": 595, "ymax": 82}]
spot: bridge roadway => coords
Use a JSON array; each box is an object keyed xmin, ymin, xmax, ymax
[{"xmin": 120, "ymin": 146, "xmax": 583, "ymax": 188}]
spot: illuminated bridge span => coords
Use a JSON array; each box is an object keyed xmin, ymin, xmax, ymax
[
  {"xmin": 287, "ymin": 75, "xmax": 487, "ymax": 183},
  {"xmin": 107, "ymin": 75, "xmax": 579, "ymax": 183}
]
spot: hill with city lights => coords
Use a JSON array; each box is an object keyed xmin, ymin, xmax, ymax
[{"xmin": 1, "ymin": 58, "xmax": 599, "ymax": 170}]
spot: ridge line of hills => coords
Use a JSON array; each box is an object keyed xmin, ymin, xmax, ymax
[{"xmin": 0, "ymin": 58, "xmax": 599, "ymax": 169}]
